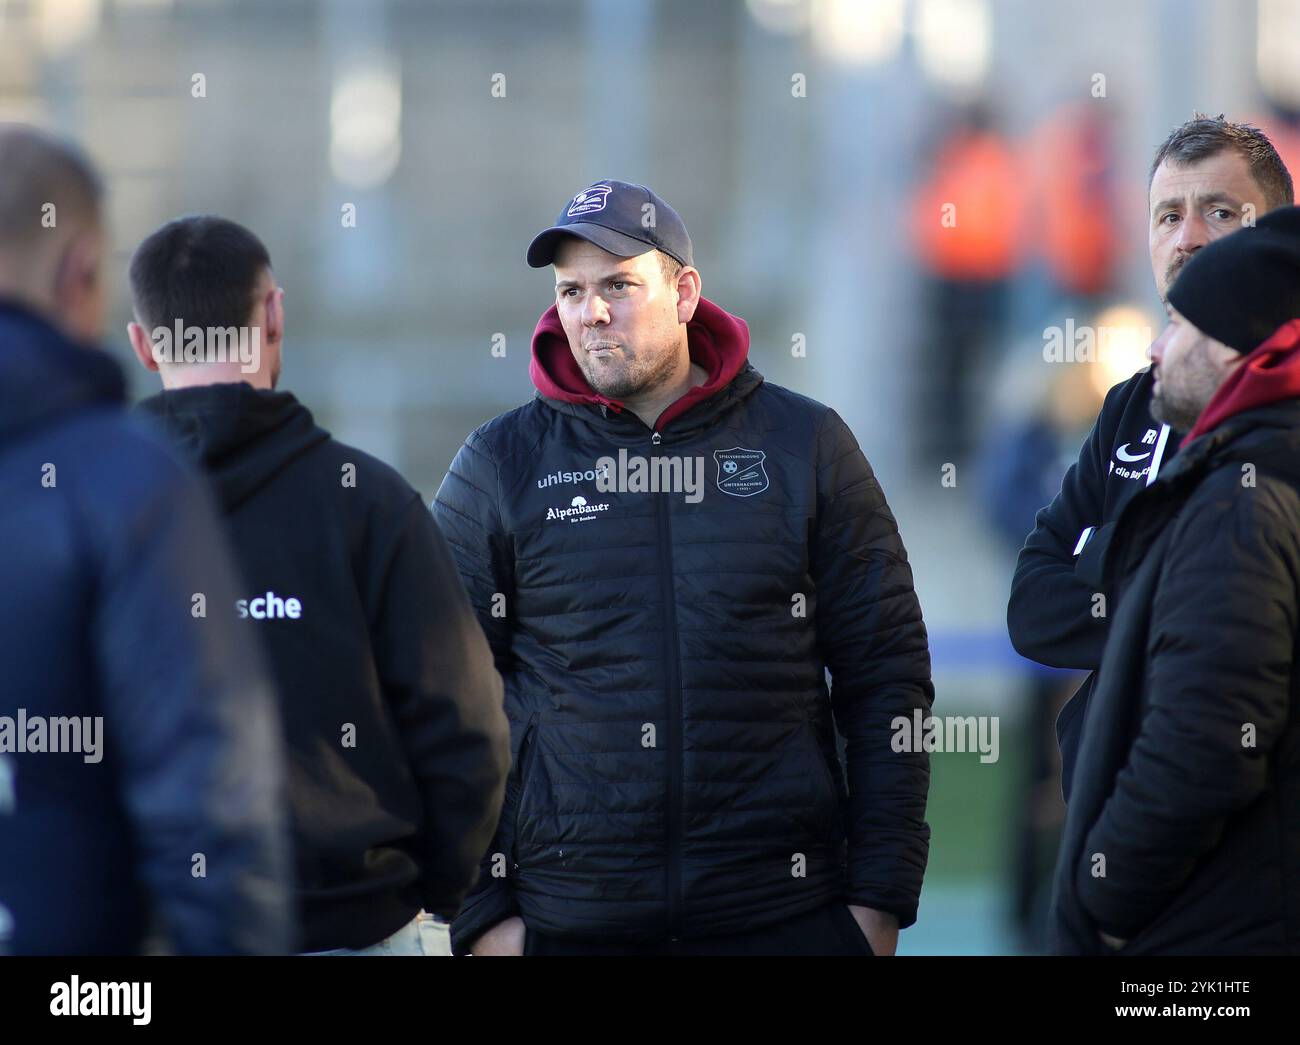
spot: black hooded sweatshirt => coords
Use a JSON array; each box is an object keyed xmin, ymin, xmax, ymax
[
  {"xmin": 1007, "ymin": 368, "xmax": 1179, "ymax": 801},
  {"xmin": 137, "ymin": 383, "xmax": 509, "ymax": 951}
]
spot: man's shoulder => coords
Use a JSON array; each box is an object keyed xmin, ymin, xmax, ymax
[
  {"xmin": 460, "ymin": 399, "xmax": 552, "ymax": 462},
  {"xmin": 310, "ymin": 433, "xmax": 418, "ymax": 506},
  {"xmin": 745, "ymin": 381, "xmax": 840, "ymax": 437},
  {"xmin": 1105, "ymin": 366, "xmax": 1154, "ymax": 400},
  {"xmin": 1100, "ymin": 368, "xmax": 1156, "ymax": 429},
  {"xmin": 750, "ymin": 380, "xmax": 833, "ymax": 416},
  {"xmin": 6, "ymin": 407, "xmax": 210, "ymax": 569},
  {"xmin": 1170, "ymin": 461, "xmax": 1300, "ymax": 560},
  {"xmin": 43, "ymin": 407, "xmax": 197, "ymax": 504}
]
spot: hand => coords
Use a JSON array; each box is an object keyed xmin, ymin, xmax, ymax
[
  {"xmin": 1098, "ymin": 930, "xmax": 1127, "ymax": 951},
  {"xmin": 468, "ymin": 916, "xmax": 525, "ymax": 956},
  {"xmin": 848, "ymin": 905, "xmax": 899, "ymax": 956}
]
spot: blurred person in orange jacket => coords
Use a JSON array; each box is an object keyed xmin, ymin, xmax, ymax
[{"xmin": 910, "ymin": 104, "xmax": 1026, "ymax": 467}]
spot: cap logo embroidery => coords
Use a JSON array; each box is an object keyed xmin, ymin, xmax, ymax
[{"xmin": 567, "ymin": 184, "xmax": 613, "ymax": 217}]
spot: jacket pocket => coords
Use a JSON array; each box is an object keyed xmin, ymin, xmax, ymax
[{"xmin": 799, "ymin": 716, "xmax": 843, "ymax": 842}]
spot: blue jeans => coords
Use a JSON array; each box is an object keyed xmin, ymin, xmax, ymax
[{"xmin": 302, "ymin": 912, "xmax": 451, "ymax": 956}]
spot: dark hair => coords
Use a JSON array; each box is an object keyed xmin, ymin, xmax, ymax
[
  {"xmin": 129, "ymin": 215, "xmax": 272, "ymax": 332},
  {"xmin": 657, "ymin": 249, "xmax": 683, "ymax": 286},
  {"xmin": 1149, "ymin": 113, "xmax": 1294, "ymax": 211}
]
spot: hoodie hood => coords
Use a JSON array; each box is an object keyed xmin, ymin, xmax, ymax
[
  {"xmin": 1182, "ymin": 318, "xmax": 1300, "ymax": 446},
  {"xmin": 529, "ymin": 296, "xmax": 751, "ymax": 432},
  {"xmin": 136, "ymin": 382, "xmax": 329, "ymax": 511},
  {"xmin": 0, "ymin": 300, "xmax": 125, "ymax": 447}
]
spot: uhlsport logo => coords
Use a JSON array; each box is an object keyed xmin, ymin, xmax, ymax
[
  {"xmin": 546, "ymin": 494, "xmax": 612, "ymax": 523},
  {"xmin": 536, "ymin": 462, "xmax": 610, "ymax": 489},
  {"xmin": 567, "ymin": 183, "xmax": 613, "ymax": 217},
  {"xmin": 714, "ymin": 447, "xmax": 769, "ymax": 497}
]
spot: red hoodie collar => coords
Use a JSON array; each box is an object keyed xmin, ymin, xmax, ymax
[
  {"xmin": 1182, "ymin": 318, "xmax": 1300, "ymax": 447},
  {"xmin": 529, "ymin": 296, "xmax": 751, "ymax": 432}
]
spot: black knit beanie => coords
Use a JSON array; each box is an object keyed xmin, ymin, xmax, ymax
[{"xmin": 1166, "ymin": 204, "xmax": 1300, "ymax": 353}]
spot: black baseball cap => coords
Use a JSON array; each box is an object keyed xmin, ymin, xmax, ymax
[{"xmin": 526, "ymin": 179, "xmax": 694, "ymax": 268}]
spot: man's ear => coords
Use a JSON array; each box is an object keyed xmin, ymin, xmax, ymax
[
  {"xmin": 55, "ymin": 232, "xmax": 90, "ymax": 291},
  {"xmin": 264, "ymin": 285, "xmax": 284, "ymax": 346},
  {"xmin": 127, "ymin": 321, "xmax": 160, "ymax": 373},
  {"xmin": 676, "ymin": 266, "xmax": 702, "ymax": 324},
  {"xmin": 52, "ymin": 231, "xmax": 98, "ymax": 314}
]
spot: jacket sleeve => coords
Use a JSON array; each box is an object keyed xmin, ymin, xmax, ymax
[
  {"xmin": 1076, "ymin": 479, "xmax": 1300, "ymax": 938},
  {"xmin": 91, "ymin": 456, "xmax": 293, "ymax": 955},
  {"xmin": 812, "ymin": 409, "xmax": 934, "ymax": 929},
  {"xmin": 432, "ymin": 431, "xmax": 522, "ymax": 953},
  {"xmin": 1007, "ymin": 380, "xmax": 1127, "ymax": 670},
  {"xmin": 366, "ymin": 491, "xmax": 510, "ymax": 920}
]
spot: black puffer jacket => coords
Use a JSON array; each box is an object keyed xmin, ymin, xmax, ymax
[
  {"xmin": 435, "ymin": 298, "xmax": 933, "ymax": 950},
  {"xmin": 1051, "ymin": 388, "xmax": 1300, "ymax": 955}
]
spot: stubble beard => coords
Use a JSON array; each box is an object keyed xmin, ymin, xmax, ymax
[
  {"xmin": 1150, "ymin": 382, "xmax": 1199, "ymax": 432},
  {"xmin": 1150, "ymin": 352, "xmax": 1222, "ymax": 434},
  {"xmin": 579, "ymin": 339, "xmax": 681, "ymax": 402}
]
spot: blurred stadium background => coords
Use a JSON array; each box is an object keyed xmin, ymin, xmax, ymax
[{"xmin": 4, "ymin": 0, "xmax": 1299, "ymax": 953}]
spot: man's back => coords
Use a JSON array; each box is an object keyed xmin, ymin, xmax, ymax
[
  {"xmin": 0, "ymin": 302, "xmax": 291, "ymax": 954},
  {"xmin": 137, "ymin": 381, "xmax": 508, "ymax": 952}
]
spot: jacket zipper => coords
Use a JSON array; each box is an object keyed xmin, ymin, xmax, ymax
[{"xmin": 651, "ymin": 428, "xmax": 684, "ymax": 939}]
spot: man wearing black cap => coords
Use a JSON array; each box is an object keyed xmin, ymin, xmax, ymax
[
  {"xmin": 1050, "ymin": 205, "xmax": 1300, "ymax": 955},
  {"xmin": 434, "ymin": 180, "xmax": 934, "ymax": 956}
]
